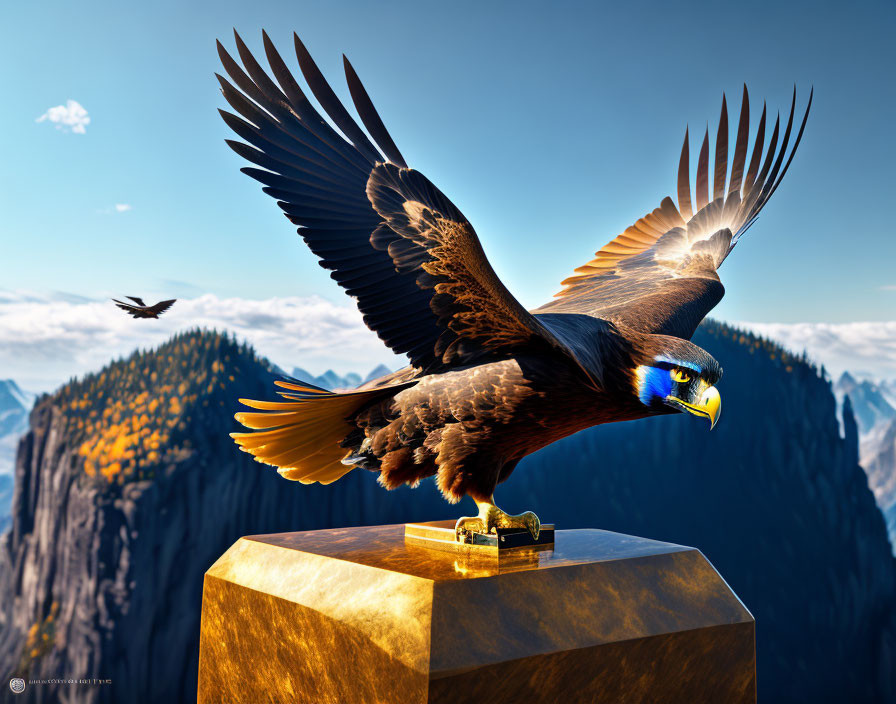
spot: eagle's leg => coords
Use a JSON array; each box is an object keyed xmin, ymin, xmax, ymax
[{"xmin": 455, "ymin": 495, "xmax": 541, "ymax": 542}]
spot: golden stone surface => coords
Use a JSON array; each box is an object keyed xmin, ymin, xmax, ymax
[{"xmin": 197, "ymin": 524, "xmax": 756, "ymax": 703}]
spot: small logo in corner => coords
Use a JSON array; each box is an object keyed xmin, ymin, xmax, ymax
[{"xmin": 9, "ymin": 677, "xmax": 25, "ymax": 694}]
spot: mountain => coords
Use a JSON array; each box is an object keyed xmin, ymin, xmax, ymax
[
  {"xmin": 0, "ymin": 380, "xmax": 34, "ymax": 472},
  {"xmin": 863, "ymin": 418, "xmax": 896, "ymax": 513},
  {"xmin": 0, "ymin": 380, "xmax": 33, "ymax": 431},
  {"xmin": 363, "ymin": 364, "xmax": 392, "ymax": 384},
  {"xmin": 888, "ymin": 504, "xmax": 896, "ymax": 554},
  {"xmin": 0, "ymin": 380, "xmax": 34, "ymax": 529},
  {"xmin": 835, "ymin": 372, "xmax": 896, "ymax": 551},
  {"xmin": 1, "ymin": 324, "xmax": 895, "ymax": 702},
  {"xmin": 884, "ymin": 380, "xmax": 896, "ymax": 408},
  {"xmin": 0, "ymin": 475, "xmax": 11, "ymax": 534},
  {"xmin": 290, "ymin": 365, "xmax": 390, "ymax": 390},
  {"xmin": 835, "ymin": 372, "xmax": 896, "ymax": 435}
]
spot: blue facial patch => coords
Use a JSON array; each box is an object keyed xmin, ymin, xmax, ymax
[{"xmin": 637, "ymin": 365, "xmax": 674, "ymax": 406}]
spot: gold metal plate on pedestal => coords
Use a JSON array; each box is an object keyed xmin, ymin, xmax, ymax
[
  {"xmin": 404, "ymin": 519, "xmax": 555, "ymax": 555},
  {"xmin": 197, "ymin": 524, "xmax": 756, "ymax": 704}
]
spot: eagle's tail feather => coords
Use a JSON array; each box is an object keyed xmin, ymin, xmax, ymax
[{"xmin": 230, "ymin": 379, "xmax": 407, "ymax": 485}]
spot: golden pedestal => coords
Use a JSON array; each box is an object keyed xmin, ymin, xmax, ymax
[{"xmin": 197, "ymin": 524, "xmax": 756, "ymax": 703}]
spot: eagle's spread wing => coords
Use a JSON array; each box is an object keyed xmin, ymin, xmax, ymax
[
  {"xmin": 126, "ymin": 296, "xmax": 146, "ymax": 307},
  {"xmin": 218, "ymin": 31, "xmax": 567, "ymax": 370},
  {"xmin": 365, "ymin": 163, "xmax": 568, "ymax": 363},
  {"xmin": 148, "ymin": 299, "xmax": 176, "ymax": 316},
  {"xmin": 536, "ymin": 87, "xmax": 812, "ymax": 340},
  {"xmin": 112, "ymin": 299, "xmax": 145, "ymax": 318}
]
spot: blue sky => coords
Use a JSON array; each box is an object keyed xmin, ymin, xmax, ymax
[{"xmin": 0, "ymin": 0, "xmax": 893, "ymax": 371}]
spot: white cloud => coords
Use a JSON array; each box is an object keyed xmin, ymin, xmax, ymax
[
  {"xmin": 4, "ymin": 291, "xmax": 891, "ymax": 393},
  {"xmin": 36, "ymin": 99, "xmax": 90, "ymax": 134},
  {"xmin": 738, "ymin": 321, "xmax": 896, "ymax": 381},
  {"xmin": 97, "ymin": 203, "xmax": 132, "ymax": 215},
  {"xmin": 0, "ymin": 292, "xmax": 402, "ymax": 393},
  {"xmin": 880, "ymin": 285, "xmax": 896, "ymax": 292}
]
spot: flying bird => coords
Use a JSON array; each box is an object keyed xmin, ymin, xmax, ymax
[
  {"xmin": 112, "ymin": 297, "xmax": 177, "ymax": 319},
  {"xmin": 219, "ymin": 31, "xmax": 811, "ymax": 540}
]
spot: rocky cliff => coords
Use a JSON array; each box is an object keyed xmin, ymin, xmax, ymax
[
  {"xmin": 1, "ymin": 324, "xmax": 894, "ymax": 703},
  {"xmin": 0, "ymin": 331, "xmax": 434, "ymax": 704}
]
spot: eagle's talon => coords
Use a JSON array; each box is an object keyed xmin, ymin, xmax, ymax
[
  {"xmin": 520, "ymin": 512, "xmax": 541, "ymax": 540},
  {"xmin": 456, "ymin": 497, "xmax": 542, "ymax": 543},
  {"xmin": 455, "ymin": 516, "xmax": 485, "ymax": 542}
]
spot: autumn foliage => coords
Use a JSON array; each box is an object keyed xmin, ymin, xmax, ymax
[{"xmin": 51, "ymin": 330, "xmax": 271, "ymax": 485}]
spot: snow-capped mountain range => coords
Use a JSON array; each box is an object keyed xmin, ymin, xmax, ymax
[
  {"xmin": 0, "ymin": 379, "xmax": 34, "ymax": 475},
  {"xmin": 290, "ymin": 364, "xmax": 393, "ymax": 390},
  {"xmin": 833, "ymin": 372, "xmax": 896, "ymax": 547},
  {"xmin": 0, "ymin": 379, "xmax": 35, "ymax": 532}
]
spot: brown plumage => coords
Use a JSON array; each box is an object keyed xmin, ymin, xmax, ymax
[
  {"xmin": 112, "ymin": 297, "xmax": 176, "ymax": 319},
  {"xmin": 220, "ymin": 31, "xmax": 810, "ymax": 512}
]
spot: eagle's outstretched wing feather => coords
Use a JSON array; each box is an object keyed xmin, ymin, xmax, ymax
[
  {"xmin": 148, "ymin": 299, "xmax": 176, "ymax": 315},
  {"xmin": 112, "ymin": 299, "xmax": 143, "ymax": 317},
  {"xmin": 218, "ymin": 31, "xmax": 574, "ymax": 370},
  {"xmin": 112, "ymin": 298, "xmax": 175, "ymax": 318},
  {"xmin": 126, "ymin": 296, "xmax": 146, "ymax": 307},
  {"xmin": 366, "ymin": 163, "xmax": 569, "ymax": 363},
  {"xmin": 536, "ymin": 86, "xmax": 812, "ymax": 340}
]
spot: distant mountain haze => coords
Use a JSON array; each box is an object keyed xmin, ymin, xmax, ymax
[
  {"xmin": 862, "ymin": 419, "xmax": 896, "ymax": 512},
  {"xmin": 834, "ymin": 372, "xmax": 896, "ymax": 550},
  {"xmin": 0, "ymin": 475, "xmax": 10, "ymax": 534},
  {"xmin": 0, "ymin": 379, "xmax": 34, "ymax": 533},
  {"xmin": 0, "ymin": 380, "xmax": 34, "ymax": 441},
  {"xmin": 888, "ymin": 505, "xmax": 896, "ymax": 554},
  {"xmin": 291, "ymin": 364, "xmax": 392, "ymax": 390},
  {"xmin": 364, "ymin": 364, "xmax": 393, "ymax": 384},
  {"xmin": 0, "ymin": 380, "xmax": 34, "ymax": 529},
  {"xmin": 835, "ymin": 372, "xmax": 896, "ymax": 434}
]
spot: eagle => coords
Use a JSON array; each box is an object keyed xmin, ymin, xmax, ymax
[
  {"xmin": 112, "ymin": 296, "xmax": 177, "ymax": 319},
  {"xmin": 219, "ymin": 31, "xmax": 811, "ymax": 540}
]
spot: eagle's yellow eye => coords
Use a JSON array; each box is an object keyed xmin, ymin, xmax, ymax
[{"xmin": 671, "ymin": 369, "xmax": 691, "ymax": 384}]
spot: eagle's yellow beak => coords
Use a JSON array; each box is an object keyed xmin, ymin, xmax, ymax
[{"xmin": 665, "ymin": 384, "xmax": 721, "ymax": 429}]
